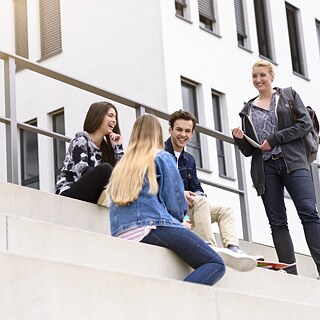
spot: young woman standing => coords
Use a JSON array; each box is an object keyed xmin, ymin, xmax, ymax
[{"xmin": 232, "ymin": 59, "xmax": 320, "ymax": 277}]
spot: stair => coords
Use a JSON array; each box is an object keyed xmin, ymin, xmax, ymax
[{"xmin": 1, "ymin": 181, "xmax": 319, "ymax": 319}]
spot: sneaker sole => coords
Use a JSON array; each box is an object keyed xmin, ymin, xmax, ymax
[{"xmin": 217, "ymin": 251, "xmax": 257, "ymax": 272}]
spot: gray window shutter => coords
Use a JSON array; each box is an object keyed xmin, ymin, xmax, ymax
[
  {"xmin": 198, "ymin": 0, "xmax": 215, "ymax": 21},
  {"xmin": 316, "ymin": 20, "xmax": 320, "ymax": 56},
  {"xmin": 254, "ymin": 0, "xmax": 272, "ymax": 59},
  {"xmin": 40, "ymin": 0, "xmax": 62, "ymax": 59},
  {"xmin": 14, "ymin": 0, "xmax": 29, "ymax": 59},
  {"xmin": 234, "ymin": 0, "xmax": 246, "ymax": 37},
  {"xmin": 286, "ymin": 4, "xmax": 304, "ymax": 75}
]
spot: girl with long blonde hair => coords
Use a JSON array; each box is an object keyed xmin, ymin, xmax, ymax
[{"xmin": 108, "ymin": 114, "xmax": 226, "ymax": 286}]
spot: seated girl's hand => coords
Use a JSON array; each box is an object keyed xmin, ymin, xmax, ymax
[{"xmin": 109, "ymin": 133, "xmax": 122, "ymax": 145}]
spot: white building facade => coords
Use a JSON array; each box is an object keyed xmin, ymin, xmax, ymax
[{"xmin": 1, "ymin": 0, "xmax": 320, "ymax": 254}]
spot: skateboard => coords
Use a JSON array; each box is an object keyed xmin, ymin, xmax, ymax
[{"xmin": 257, "ymin": 260, "xmax": 296, "ymax": 271}]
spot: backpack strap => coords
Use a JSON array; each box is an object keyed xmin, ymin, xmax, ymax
[{"xmin": 281, "ymin": 87, "xmax": 297, "ymax": 122}]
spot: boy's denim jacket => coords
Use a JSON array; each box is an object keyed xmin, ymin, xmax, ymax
[
  {"xmin": 165, "ymin": 138, "xmax": 205, "ymax": 196},
  {"xmin": 110, "ymin": 150, "xmax": 188, "ymax": 237}
]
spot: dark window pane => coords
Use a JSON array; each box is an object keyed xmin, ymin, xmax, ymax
[
  {"xmin": 20, "ymin": 120, "xmax": 39, "ymax": 189},
  {"xmin": 175, "ymin": 1, "xmax": 185, "ymax": 17},
  {"xmin": 52, "ymin": 111, "xmax": 65, "ymax": 182}
]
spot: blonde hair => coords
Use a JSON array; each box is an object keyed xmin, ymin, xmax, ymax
[
  {"xmin": 107, "ymin": 114, "xmax": 164, "ymax": 205},
  {"xmin": 252, "ymin": 59, "xmax": 275, "ymax": 79}
]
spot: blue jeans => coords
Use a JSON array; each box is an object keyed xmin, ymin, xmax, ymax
[
  {"xmin": 141, "ymin": 226, "xmax": 226, "ymax": 285},
  {"xmin": 261, "ymin": 158, "xmax": 320, "ymax": 275}
]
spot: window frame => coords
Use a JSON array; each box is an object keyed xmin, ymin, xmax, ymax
[
  {"xmin": 253, "ymin": 0, "xmax": 275, "ymax": 61},
  {"xmin": 234, "ymin": 0, "xmax": 251, "ymax": 50},
  {"xmin": 285, "ymin": 3, "xmax": 307, "ymax": 77},
  {"xmin": 51, "ymin": 108, "xmax": 66, "ymax": 183},
  {"xmin": 198, "ymin": 0, "xmax": 220, "ymax": 35},
  {"xmin": 181, "ymin": 79, "xmax": 203, "ymax": 168},
  {"xmin": 316, "ymin": 19, "xmax": 320, "ymax": 57},
  {"xmin": 212, "ymin": 92, "xmax": 227, "ymax": 177},
  {"xmin": 175, "ymin": 0, "xmax": 187, "ymax": 18}
]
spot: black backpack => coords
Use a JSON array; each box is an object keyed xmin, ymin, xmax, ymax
[{"xmin": 282, "ymin": 87, "xmax": 320, "ymax": 164}]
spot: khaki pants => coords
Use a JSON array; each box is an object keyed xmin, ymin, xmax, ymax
[{"xmin": 188, "ymin": 195, "xmax": 239, "ymax": 248}]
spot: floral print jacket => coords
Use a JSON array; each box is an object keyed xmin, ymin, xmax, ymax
[{"xmin": 55, "ymin": 131, "xmax": 123, "ymax": 194}]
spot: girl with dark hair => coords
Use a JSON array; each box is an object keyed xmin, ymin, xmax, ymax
[{"xmin": 55, "ymin": 101, "xmax": 123, "ymax": 204}]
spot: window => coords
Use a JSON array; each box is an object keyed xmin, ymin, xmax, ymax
[
  {"xmin": 212, "ymin": 92, "xmax": 226, "ymax": 176},
  {"xmin": 52, "ymin": 109, "xmax": 65, "ymax": 183},
  {"xmin": 316, "ymin": 20, "xmax": 320, "ymax": 57},
  {"xmin": 20, "ymin": 120, "xmax": 39, "ymax": 189},
  {"xmin": 253, "ymin": 0, "xmax": 274, "ymax": 60},
  {"xmin": 234, "ymin": 0, "xmax": 248, "ymax": 48},
  {"xmin": 39, "ymin": 0, "xmax": 62, "ymax": 59},
  {"xmin": 14, "ymin": 0, "xmax": 29, "ymax": 59},
  {"xmin": 175, "ymin": 0, "xmax": 187, "ymax": 18},
  {"xmin": 181, "ymin": 80, "xmax": 203, "ymax": 167},
  {"xmin": 286, "ymin": 3, "xmax": 306, "ymax": 76},
  {"xmin": 198, "ymin": 0, "xmax": 216, "ymax": 33}
]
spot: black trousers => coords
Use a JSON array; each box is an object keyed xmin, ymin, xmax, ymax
[{"xmin": 61, "ymin": 163, "xmax": 113, "ymax": 204}]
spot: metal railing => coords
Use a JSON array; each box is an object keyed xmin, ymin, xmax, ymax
[{"xmin": 1, "ymin": 50, "xmax": 320, "ymax": 241}]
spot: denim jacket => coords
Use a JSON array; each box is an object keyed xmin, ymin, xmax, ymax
[
  {"xmin": 165, "ymin": 138, "xmax": 205, "ymax": 195},
  {"xmin": 234, "ymin": 87, "xmax": 312, "ymax": 196},
  {"xmin": 110, "ymin": 150, "xmax": 188, "ymax": 237}
]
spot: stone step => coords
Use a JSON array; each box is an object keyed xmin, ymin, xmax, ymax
[
  {"xmin": 1, "ymin": 212, "xmax": 319, "ymax": 306},
  {"xmin": 1, "ymin": 180, "xmax": 318, "ymax": 279},
  {"xmin": 0, "ymin": 251, "xmax": 319, "ymax": 320},
  {"xmin": 0, "ymin": 181, "xmax": 109, "ymax": 234}
]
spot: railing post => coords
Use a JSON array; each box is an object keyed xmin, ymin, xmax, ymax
[
  {"xmin": 234, "ymin": 145, "xmax": 252, "ymax": 241},
  {"xmin": 4, "ymin": 56, "xmax": 19, "ymax": 184},
  {"xmin": 135, "ymin": 106, "xmax": 146, "ymax": 119},
  {"xmin": 310, "ymin": 163, "xmax": 320, "ymax": 207}
]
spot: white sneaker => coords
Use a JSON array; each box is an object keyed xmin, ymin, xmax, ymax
[
  {"xmin": 236, "ymin": 249, "xmax": 265, "ymax": 262},
  {"xmin": 228, "ymin": 246, "xmax": 265, "ymax": 261},
  {"xmin": 213, "ymin": 247, "xmax": 257, "ymax": 272}
]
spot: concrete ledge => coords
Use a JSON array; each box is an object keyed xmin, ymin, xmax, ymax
[
  {"xmin": 5, "ymin": 213, "xmax": 191, "ymax": 280},
  {"xmin": 0, "ymin": 214, "xmax": 6, "ymax": 251},
  {"xmin": 0, "ymin": 251, "xmax": 319, "ymax": 320},
  {"xmin": 0, "ymin": 181, "xmax": 109, "ymax": 234},
  {"xmin": 3, "ymin": 213, "xmax": 320, "ymax": 306}
]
